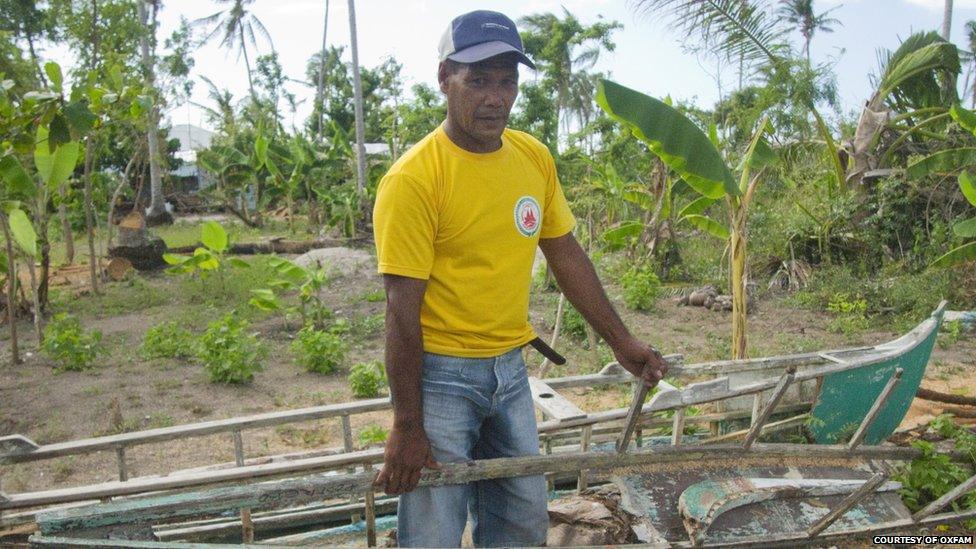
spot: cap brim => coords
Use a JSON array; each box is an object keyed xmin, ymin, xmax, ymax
[{"xmin": 447, "ymin": 41, "xmax": 536, "ymax": 70}]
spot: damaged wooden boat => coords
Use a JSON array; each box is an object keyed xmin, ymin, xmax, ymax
[{"xmin": 3, "ymin": 301, "xmax": 972, "ymax": 547}]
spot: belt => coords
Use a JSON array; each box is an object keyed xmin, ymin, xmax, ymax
[{"xmin": 528, "ymin": 337, "xmax": 566, "ymax": 365}]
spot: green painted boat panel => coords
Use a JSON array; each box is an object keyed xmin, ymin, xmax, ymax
[{"xmin": 809, "ymin": 308, "xmax": 944, "ymax": 445}]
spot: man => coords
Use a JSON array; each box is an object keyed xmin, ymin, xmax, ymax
[{"xmin": 372, "ymin": 10, "xmax": 668, "ymax": 547}]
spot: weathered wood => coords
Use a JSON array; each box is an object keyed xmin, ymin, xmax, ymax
[
  {"xmin": 669, "ymin": 506, "xmax": 976, "ymax": 548},
  {"xmin": 341, "ymin": 414, "xmax": 358, "ymax": 522},
  {"xmin": 528, "ymin": 377, "xmax": 586, "ymax": 422},
  {"xmin": 578, "ymin": 425, "xmax": 592, "ymax": 492},
  {"xmin": 847, "ymin": 369, "xmax": 903, "ymax": 451},
  {"xmin": 365, "ymin": 468, "xmax": 378, "ymax": 547},
  {"xmin": 912, "ymin": 472, "xmax": 976, "ymax": 522},
  {"xmin": 231, "ymin": 430, "xmax": 253, "ymax": 543},
  {"xmin": 616, "ymin": 377, "xmax": 653, "ymax": 454},
  {"xmin": 0, "ymin": 435, "xmax": 38, "ymax": 456},
  {"xmin": 36, "ymin": 443, "xmax": 950, "ymax": 536},
  {"xmin": 0, "ymin": 398, "xmax": 391, "ymax": 464},
  {"xmin": 750, "ymin": 394, "xmax": 762, "ymax": 427},
  {"xmin": 116, "ymin": 447, "xmax": 127, "ymax": 482},
  {"xmin": 5, "ymin": 448, "xmax": 384, "ymax": 510},
  {"xmin": 807, "ymin": 472, "xmax": 890, "ymax": 537},
  {"xmin": 699, "ymin": 414, "xmax": 810, "ymax": 444},
  {"xmin": 671, "ymin": 408, "xmax": 686, "ymax": 446},
  {"xmin": 678, "ymin": 476, "xmax": 901, "ymax": 544},
  {"xmin": 743, "ymin": 367, "xmax": 796, "ymax": 450},
  {"xmin": 154, "ymin": 498, "xmax": 399, "ymax": 542}
]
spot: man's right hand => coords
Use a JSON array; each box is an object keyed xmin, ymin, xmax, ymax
[{"xmin": 375, "ymin": 424, "xmax": 440, "ymax": 495}]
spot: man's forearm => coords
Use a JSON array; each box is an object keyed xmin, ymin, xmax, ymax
[
  {"xmin": 383, "ymin": 277, "xmax": 427, "ymax": 430},
  {"xmin": 540, "ymin": 235, "xmax": 631, "ymax": 347}
]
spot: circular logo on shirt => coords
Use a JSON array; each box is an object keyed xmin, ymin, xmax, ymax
[{"xmin": 514, "ymin": 196, "xmax": 542, "ymax": 237}]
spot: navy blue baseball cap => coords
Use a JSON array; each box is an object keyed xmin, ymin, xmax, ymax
[{"xmin": 438, "ymin": 10, "xmax": 536, "ymax": 69}]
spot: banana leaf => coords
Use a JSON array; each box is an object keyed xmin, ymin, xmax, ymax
[
  {"xmin": 597, "ymin": 80, "xmax": 735, "ymax": 199},
  {"xmin": 960, "ymin": 171, "xmax": 976, "ymax": 207},
  {"xmin": 954, "ymin": 217, "xmax": 976, "ymax": 238},
  {"xmin": 931, "ymin": 241, "xmax": 976, "ymax": 268},
  {"xmin": 906, "ymin": 148, "xmax": 976, "ymax": 179},
  {"xmin": 683, "ymin": 214, "xmax": 730, "ymax": 240}
]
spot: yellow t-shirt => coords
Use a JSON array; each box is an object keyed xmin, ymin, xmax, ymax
[{"xmin": 373, "ymin": 125, "xmax": 576, "ymax": 357}]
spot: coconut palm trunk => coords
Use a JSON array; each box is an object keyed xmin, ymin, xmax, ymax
[
  {"xmin": 140, "ymin": 0, "xmax": 171, "ymax": 226},
  {"xmin": 348, "ymin": 0, "xmax": 368, "ymax": 201},
  {"xmin": 943, "ymin": 0, "xmax": 954, "ymax": 41}
]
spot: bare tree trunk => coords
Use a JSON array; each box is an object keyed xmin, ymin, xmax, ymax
[
  {"xmin": 348, "ymin": 0, "xmax": 368, "ymax": 199},
  {"xmin": 58, "ymin": 184, "xmax": 75, "ymax": 264},
  {"xmin": 1, "ymin": 213, "xmax": 21, "ymax": 364},
  {"xmin": 83, "ymin": 139, "xmax": 100, "ymax": 294},
  {"xmin": 140, "ymin": 1, "xmax": 171, "ymax": 226},
  {"xmin": 943, "ymin": 0, "xmax": 953, "ymax": 41},
  {"xmin": 315, "ymin": 0, "xmax": 330, "ymax": 141}
]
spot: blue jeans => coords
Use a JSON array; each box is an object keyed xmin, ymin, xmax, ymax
[{"xmin": 397, "ymin": 348, "xmax": 549, "ymax": 548}]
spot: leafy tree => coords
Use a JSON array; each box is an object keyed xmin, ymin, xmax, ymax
[
  {"xmin": 0, "ymin": 0, "xmax": 55, "ymax": 87},
  {"xmin": 520, "ymin": 9, "xmax": 621, "ymax": 145}
]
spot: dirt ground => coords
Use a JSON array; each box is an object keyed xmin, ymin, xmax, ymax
[{"xmin": 1, "ymin": 247, "xmax": 974, "ymax": 499}]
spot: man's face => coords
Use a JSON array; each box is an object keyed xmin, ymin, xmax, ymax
[{"xmin": 439, "ymin": 54, "xmax": 519, "ymax": 150}]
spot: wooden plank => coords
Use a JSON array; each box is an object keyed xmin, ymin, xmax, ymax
[
  {"xmin": 0, "ymin": 435, "xmax": 39, "ymax": 456},
  {"xmin": 743, "ymin": 368, "xmax": 795, "ymax": 450},
  {"xmin": 912, "ymin": 472, "xmax": 976, "ymax": 522},
  {"xmin": 154, "ymin": 498, "xmax": 399, "ymax": 542},
  {"xmin": 671, "ymin": 408, "xmax": 686, "ymax": 446},
  {"xmin": 36, "ymin": 443, "xmax": 948, "ymax": 536},
  {"xmin": 807, "ymin": 473, "xmax": 890, "ymax": 537},
  {"xmin": 616, "ymin": 379, "xmax": 652, "ymax": 453},
  {"xmin": 4, "ymin": 448, "xmax": 384, "ymax": 510},
  {"xmin": 699, "ymin": 414, "xmax": 809, "ymax": 444},
  {"xmin": 678, "ymin": 477, "xmax": 901, "ymax": 544},
  {"xmin": 0, "ymin": 398, "xmax": 391, "ymax": 464},
  {"xmin": 528, "ymin": 377, "xmax": 585, "ymax": 422},
  {"xmin": 847, "ymin": 369, "xmax": 903, "ymax": 450},
  {"xmin": 116, "ymin": 447, "xmax": 127, "ymax": 482},
  {"xmin": 577, "ymin": 425, "xmax": 592, "ymax": 492},
  {"xmin": 231, "ymin": 430, "xmax": 253, "ymax": 544},
  {"xmin": 365, "ymin": 468, "xmax": 378, "ymax": 547}
]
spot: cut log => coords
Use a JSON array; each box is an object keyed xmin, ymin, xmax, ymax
[
  {"xmin": 105, "ymin": 258, "xmax": 133, "ymax": 281},
  {"xmin": 916, "ymin": 387, "xmax": 976, "ymax": 407},
  {"xmin": 166, "ymin": 237, "xmax": 367, "ymax": 256}
]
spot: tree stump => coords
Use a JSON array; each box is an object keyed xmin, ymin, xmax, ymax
[{"xmin": 108, "ymin": 212, "xmax": 167, "ymax": 271}]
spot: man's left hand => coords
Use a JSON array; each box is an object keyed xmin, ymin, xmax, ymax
[{"xmin": 614, "ymin": 337, "xmax": 668, "ymax": 388}]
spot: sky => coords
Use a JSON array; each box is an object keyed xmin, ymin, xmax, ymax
[{"xmin": 121, "ymin": 0, "xmax": 976, "ymax": 132}]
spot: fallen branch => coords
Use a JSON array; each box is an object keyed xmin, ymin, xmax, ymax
[
  {"xmin": 167, "ymin": 237, "xmax": 369, "ymax": 255},
  {"xmin": 916, "ymin": 387, "xmax": 976, "ymax": 407}
]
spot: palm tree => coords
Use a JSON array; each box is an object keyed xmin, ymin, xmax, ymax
[
  {"xmin": 519, "ymin": 9, "xmax": 621, "ymax": 145},
  {"xmin": 965, "ymin": 20, "xmax": 976, "ymax": 107},
  {"xmin": 315, "ymin": 0, "xmax": 330, "ymax": 142},
  {"xmin": 943, "ymin": 0, "xmax": 954, "ymax": 41},
  {"xmin": 348, "ymin": 0, "xmax": 367, "ymax": 198},
  {"xmin": 194, "ymin": 0, "xmax": 273, "ymax": 102},
  {"xmin": 139, "ymin": 0, "xmax": 171, "ymax": 226},
  {"xmin": 777, "ymin": 0, "xmax": 841, "ymax": 64}
]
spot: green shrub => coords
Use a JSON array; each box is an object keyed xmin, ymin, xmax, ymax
[
  {"xmin": 620, "ymin": 264, "xmax": 661, "ymax": 311},
  {"xmin": 348, "ymin": 360, "xmax": 387, "ymax": 398},
  {"xmin": 141, "ymin": 321, "xmax": 196, "ymax": 359},
  {"xmin": 938, "ymin": 320, "xmax": 963, "ymax": 350},
  {"xmin": 292, "ymin": 325, "xmax": 346, "ymax": 374},
  {"xmin": 358, "ymin": 424, "xmax": 389, "ymax": 446},
  {"xmin": 42, "ymin": 313, "xmax": 102, "ymax": 371},
  {"xmin": 197, "ymin": 313, "xmax": 267, "ymax": 383},
  {"xmin": 825, "ymin": 292, "xmax": 870, "ymax": 335}
]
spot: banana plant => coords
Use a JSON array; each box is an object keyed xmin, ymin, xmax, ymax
[
  {"xmin": 931, "ymin": 171, "xmax": 976, "ymax": 268},
  {"xmin": 598, "ymin": 79, "xmax": 775, "ymax": 359},
  {"xmin": 249, "ymin": 257, "xmax": 330, "ymax": 329}
]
